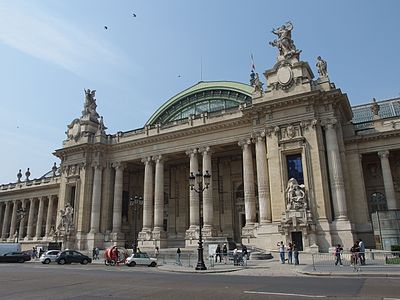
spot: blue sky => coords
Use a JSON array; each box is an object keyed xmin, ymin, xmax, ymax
[{"xmin": 0, "ymin": 0, "xmax": 399, "ymax": 183}]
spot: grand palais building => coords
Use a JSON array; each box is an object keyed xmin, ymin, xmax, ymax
[{"xmin": 1, "ymin": 23, "xmax": 399, "ymax": 253}]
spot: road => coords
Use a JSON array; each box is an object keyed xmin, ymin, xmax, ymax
[{"xmin": 0, "ymin": 263, "xmax": 399, "ymax": 300}]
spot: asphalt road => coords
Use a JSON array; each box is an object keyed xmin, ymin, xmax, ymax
[{"xmin": 0, "ymin": 263, "xmax": 399, "ymax": 300}]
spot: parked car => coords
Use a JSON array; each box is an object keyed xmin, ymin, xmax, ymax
[
  {"xmin": 0, "ymin": 252, "xmax": 31, "ymax": 263},
  {"xmin": 55, "ymin": 250, "xmax": 92, "ymax": 265},
  {"xmin": 125, "ymin": 252, "xmax": 157, "ymax": 267},
  {"xmin": 40, "ymin": 250, "xmax": 61, "ymax": 264}
]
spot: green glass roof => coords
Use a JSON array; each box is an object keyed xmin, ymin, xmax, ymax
[{"xmin": 146, "ymin": 81, "xmax": 253, "ymax": 125}]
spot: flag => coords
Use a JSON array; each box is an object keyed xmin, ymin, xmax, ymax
[{"xmin": 251, "ymin": 53, "xmax": 256, "ymax": 72}]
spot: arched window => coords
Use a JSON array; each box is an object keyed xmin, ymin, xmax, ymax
[{"xmin": 368, "ymin": 192, "xmax": 387, "ymax": 213}]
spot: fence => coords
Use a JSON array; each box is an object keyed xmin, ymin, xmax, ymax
[{"xmin": 311, "ymin": 251, "xmax": 400, "ymax": 271}]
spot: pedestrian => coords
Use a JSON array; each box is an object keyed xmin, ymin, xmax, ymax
[
  {"xmin": 32, "ymin": 247, "xmax": 37, "ymax": 260},
  {"xmin": 334, "ymin": 244, "xmax": 343, "ymax": 266},
  {"xmin": 95, "ymin": 247, "xmax": 100, "ymax": 260},
  {"xmin": 350, "ymin": 241, "xmax": 360, "ymax": 266},
  {"xmin": 242, "ymin": 244, "xmax": 248, "ymax": 266},
  {"xmin": 287, "ymin": 242, "xmax": 293, "ymax": 264},
  {"xmin": 293, "ymin": 242, "xmax": 299, "ymax": 265},
  {"xmin": 222, "ymin": 244, "xmax": 228, "ymax": 264},
  {"xmin": 176, "ymin": 248, "xmax": 182, "ymax": 266},
  {"xmin": 155, "ymin": 246, "xmax": 159, "ymax": 259},
  {"xmin": 92, "ymin": 248, "xmax": 96, "ymax": 260},
  {"xmin": 358, "ymin": 239, "xmax": 365, "ymax": 265},
  {"xmin": 136, "ymin": 247, "xmax": 141, "ymax": 253},
  {"xmin": 233, "ymin": 247, "xmax": 238, "ymax": 266},
  {"xmin": 277, "ymin": 241, "xmax": 285, "ymax": 264},
  {"xmin": 215, "ymin": 244, "xmax": 221, "ymax": 263}
]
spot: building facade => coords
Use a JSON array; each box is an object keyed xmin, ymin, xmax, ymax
[{"xmin": 1, "ymin": 24, "xmax": 400, "ymax": 252}]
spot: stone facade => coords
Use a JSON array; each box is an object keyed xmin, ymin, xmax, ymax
[{"xmin": 1, "ymin": 26, "xmax": 400, "ymax": 253}]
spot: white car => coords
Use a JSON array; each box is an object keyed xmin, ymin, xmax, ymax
[
  {"xmin": 40, "ymin": 250, "xmax": 61, "ymax": 264},
  {"xmin": 125, "ymin": 252, "xmax": 157, "ymax": 267}
]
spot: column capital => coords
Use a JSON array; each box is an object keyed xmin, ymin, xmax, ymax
[
  {"xmin": 321, "ymin": 118, "xmax": 337, "ymax": 129},
  {"xmin": 185, "ymin": 148, "xmax": 198, "ymax": 156},
  {"xmin": 92, "ymin": 161, "xmax": 105, "ymax": 170},
  {"xmin": 378, "ymin": 150, "xmax": 390, "ymax": 159},
  {"xmin": 152, "ymin": 154, "xmax": 163, "ymax": 163},
  {"xmin": 238, "ymin": 138, "xmax": 252, "ymax": 148},
  {"xmin": 252, "ymin": 130, "xmax": 266, "ymax": 142},
  {"xmin": 111, "ymin": 161, "xmax": 125, "ymax": 169},
  {"xmin": 199, "ymin": 146, "xmax": 212, "ymax": 155},
  {"xmin": 141, "ymin": 156, "xmax": 153, "ymax": 164}
]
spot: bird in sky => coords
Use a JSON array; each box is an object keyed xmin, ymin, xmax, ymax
[
  {"xmin": 104, "ymin": 26, "xmax": 108, "ymax": 30},
  {"xmin": 178, "ymin": 75, "xmax": 182, "ymax": 78},
  {"xmin": 132, "ymin": 13, "xmax": 137, "ymax": 17}
]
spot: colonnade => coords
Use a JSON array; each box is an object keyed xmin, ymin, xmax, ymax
[{"xmin": 0, "ymin": 195, "xmax": 58, "ymax": 241}]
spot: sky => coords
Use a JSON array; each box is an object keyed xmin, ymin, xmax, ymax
[{"xmin": 0, "ymin": 0, "xmax": 399, "ymax": 184}]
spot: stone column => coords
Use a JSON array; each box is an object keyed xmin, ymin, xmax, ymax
[
  {"xmin": 324, "ymin": 120, "xmax": 348, "ymax": 220},
  {"xmin": 139, "ymin": 157, "xmax": 154, "ymax": 239},
  {"xmin": 26, "ymin": 198, "xmax": 36, "ymax": 239},
  {"xmin": 153, "ymin": 155, "xmax": 165, "ymax": 236},
  {"xmin": 201, "ymin": 147, "xmax": 214, "ymax": 236},
  {"xmin": 1, "ymin": 202, "xmax": 11, "ymax": 239},
  {"xmin": 0, "ymin": 203, "xmax": 4, "ymax": 237},
  {"xmin": 239, "ymin": 139, "xmax": 257, "ymax": 229},
  {"xmin": 35, "ymin": 197, "xmax": 45, "ymax": 238},
  {"xmin": 9, "ymin": 201, "xmax": 18, "ymax": 240},
  {"xmin": 378, "ymin": 151, "xmax": 398, "ymax": 209},
  {"xmin": 187, "ymin": 149, "xmax": 199, "ymax": 231},
  {"xmin": 90, "ymin": 163, "xmax": 103, "ymax": 234},
  {"xmin": 45, "ymin": 196, "xmax": 54, "ymax": 236},
  {"xmin": 254, "ymin": 132, "xmax": 272, "ymax": 223},
  {"xmin": 19, "ymin": 200, "xmax": 27, "ymax": 240},
  {"xmin": 111, "ymin": 162, "xmax": 124, "ymax": 235}
]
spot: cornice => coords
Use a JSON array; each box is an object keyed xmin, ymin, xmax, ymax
[{"xmin": 344, "ymin": 130, "xmax": 400, "ymax": 144}]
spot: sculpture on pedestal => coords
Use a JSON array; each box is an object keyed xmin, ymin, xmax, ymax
[
  {"xmin": 269, "ymin": 21, "xmax": 301, "ymax": 61},
  {"xmin": 82, "ymin": 89, "xmax": 100, "ymax": 122},
  {"xmin": 316, "ymin": 56, "xmax": 328, "ymax": 77},
  {"xmin": 57, "ymin": 203, "xmax": 74, "ymax": 234}
]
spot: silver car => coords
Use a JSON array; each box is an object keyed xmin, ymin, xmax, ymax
[
  {"xmin": 125, "ymin": 252, "xmax": 157, "ymax": 267},
  {"xmin": 40, "ymin": 250, "xmax": 61, "ymax": 264}
]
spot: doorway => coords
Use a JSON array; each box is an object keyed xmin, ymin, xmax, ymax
[{"xmin": 291, "ymin": 231, "xmax": 303, "ymax": 251}]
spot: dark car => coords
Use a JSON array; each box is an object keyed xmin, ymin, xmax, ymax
[
  {"xmin": 55, "ymin": 250, "xmax": 92, "ymax": 265},
  {"xmin": 0, "ymin": 252, "xmax": 31, "ymax": 263}
]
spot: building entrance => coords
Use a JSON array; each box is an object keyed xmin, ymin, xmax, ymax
[{"xmin": 291, "ymin": 231, "xmax": 303, "ymax": 251}]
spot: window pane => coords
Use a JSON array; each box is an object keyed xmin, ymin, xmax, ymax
[{"xmin": 286, "ymin": 154, "xmax": 304, "ymax": 184}]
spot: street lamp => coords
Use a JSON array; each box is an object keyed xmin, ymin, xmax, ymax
[
  {"xmin": 189, "ymin": 170, "xmax": 211, "ymax": 270},
  {"xmin": 15, "ymin": 207, "xmax": 26, "ymax": 243},
  {"xmin": 129, "ymin": 195, "xmax": 143, "ymax": 253}
]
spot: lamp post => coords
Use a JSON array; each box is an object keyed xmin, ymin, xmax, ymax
[
  {"xmin": 189, "ymin": 170, "xmax": 211, "ymax": 270},
  {"xmin": 129, "ymin": 195, "xmax": 143, "ymax": 253},
  {"xmin": 15, "ymin": 207, "xmax": 26, "ymax": 243}
]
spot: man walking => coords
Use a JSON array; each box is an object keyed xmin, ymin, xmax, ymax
[
  {"xmin": 277, "ymin": 241, "xmax": 285, "ymax": 264},
  {"xmin": 358, "ymin": 239, "xmax": 366, "ymax": 265}
]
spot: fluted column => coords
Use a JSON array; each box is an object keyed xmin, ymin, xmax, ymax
[
  {"xmin": 254, "ymin": 133, "xmax": 272, "ymax": 223},
  {"xmin": 19, "ymin": 200, "xmax": 27, "ymax": 239},
  {"xmin": 239, "ymin": 139, "xmax": 257, "ymax": 227},
  {"xmin": 26, "ymin": 198, "xmax": 36, "ymax": 239},
  {"xmin": 112, "ymin": 162, "xmax": 124, "ymax": 234},
  {"xmin": 1, "ymin": 202, "xmax": 11, "ymax": 239},
  {"xmin": 9, "ymin": 201, "xmax": 18, "ymax": 240},
  {"xmin": 90, "ymin": 163, "xmax": 103, "ymax": 233},
  {"xmin": 35, "ymin": 197, "xmax": 45, "ymax": 238},
  {"xmin": 324, "ymin": 120, "xmax": 348, "ymax": 220},
  {"xmin": 45, "ymin": 196, "xmax": 54, "ymax": 236},
  {"xmin": 201, "ymin": 147, "xmax": 214, "ymax": 233},
  {"xmin": 378, "ymin": 151, "xmax": 398, "ymax": 209},
  {"xmin": 153, "ymin": 155, "xmax": 164, "ymax": 232},
  {"xmin": 187, "ymin": 149, "xmax": 199, "ymax": 229},
  {"xmin": 141, "ymin": 157, "xmax": 154, "ymax": 234}
]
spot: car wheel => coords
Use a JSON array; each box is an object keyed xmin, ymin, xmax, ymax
[
  {"xmin": 110, "ymin": 260, "xmax": 116, "ymax": 266},
  {"xmin": 81, "ymin": 259, "xmax": 88, "ymax": 265},
  {"xmin": 58, "ymin": 258, "xmax": 66, "ymax": 265},
  {"xmin": 149, "ymin": 262, "xmax": 157, "ymax": 267},
  {"xmin": 128, "ymin": 261, "xmax": 136, "ymax": 267},
  {"xmin": 104, "ymin": 260, "xmax": 110, "ymax": 266},
  {"xmin": 44, "ymin": 258, "xmax": 51, "ymax": 264}
]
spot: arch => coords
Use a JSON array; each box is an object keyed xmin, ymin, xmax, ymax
[{"xmin": 146, "ymin": 81, "xmax": 252, "ymax": 126}]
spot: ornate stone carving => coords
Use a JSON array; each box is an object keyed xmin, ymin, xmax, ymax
[
  {"xmin": 65, "ymin": 118, "xmax": 81, "ymax": 141},
  {"xmin": 82, "ymin": 89, "xmax": 100, "ymax": 122},
  {"xmin": 371, "ymin": 98, "xmax": 380, "ymax": 117},
  {"xmin": 56, "ymin": 203, "xmax": 74, "ymax": 234},
  {"xmin": 252, "ymin": 72, "xmax": 264, "ymax": 95},
  {"xmin": 269, "ymin": 21, "xmax": 301, "ymax": 62},
  {"xmin": 17, "ymin": 169, "xmax": 22, "ymax": 182},
  {"xmin": 25, "ymin": 168, "xmax": 31, "ymax": 181},
  {"xmin": 316, "ymin": 56, "xmax": 328, "ymax": 77},
  {"xmin": 285, "ymin": 178, "xmax": 307, "ymax": 210}
]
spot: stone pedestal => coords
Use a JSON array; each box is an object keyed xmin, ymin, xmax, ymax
[
  {"xmin": 331, "ymin": 219, "xmax": 354, "ymax": 249},
  {"xmin": 110, "ymin": 232, "xmax": 126, "ymax": 247},
  {"xmin": 152, "ymin": 229, "xmax": 168, "ymax": 248}
]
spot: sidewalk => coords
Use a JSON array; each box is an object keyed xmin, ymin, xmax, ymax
[{"xmin": 156, "ymin": 253, "xmax": 400, "ymax": 277}]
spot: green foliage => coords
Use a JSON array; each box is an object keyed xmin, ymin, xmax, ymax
[{"xmin": 386, "ymin": 257, "xmax": 400, "ymax": 264}]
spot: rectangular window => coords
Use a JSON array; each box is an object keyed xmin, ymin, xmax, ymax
[{"xmin": 286, "ymin": 154, "xmax": 304, "ymax": 184}]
